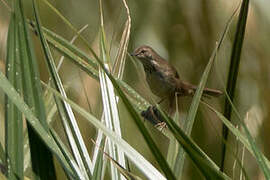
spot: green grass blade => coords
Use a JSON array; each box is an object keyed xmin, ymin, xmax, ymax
[
  {"xmin": 173, "ymin": 44, "xmax": 218, "ymax": 179},
  {"xmin": 95, "ymin": 58, "xmax": 176, "ymax": 179},
  {"xmin": 41, "ymin": 26, "xmax": 150, "ymax": 111},
  {"xmin": 112, "ymin": 0, "xmax": 131, "ymax": 79},
  {"xmin": 203, "ymin": 102, "xmax": 270, "ymax": 169},
  {"xmin": 32, "ymin": 1, "xmax": 93, "ymax": 178},
  {"xmin": 92, "ymin": 138, "xmax": 105, "ymax": 180},
  {"xmin": 221, "ymin": 0, "xmax": 250, "ymax": 172},
  {"xmin": 0, "ymin": 71, "xmax": 78, "ymax": 179},
  {"xmin": 42, "ymin": 82, "xmax": 167, "ymax": 180},
  {"xmin": 30, "ymin": 2, "xmax": 195, "ymax": 179},
  {"xmin": 45, "ymin": 32, "xmax": 149, "ymax": 111},
  {"xmin": 104, "ymin": 153, "xmax": 143, "ymax": 180},
  {"xmin": 41, "ymin": 26, "xmax": 98, "ymax": 70},
  {"xmin": 222, "ymin": 93, "xmax": 270, "ymax": 178},
  {"xmin": 154, "ymin": 106, "xmax": 229, "ymax": 179},
  {"xmin": 29, "ymin": 23, "xmax": 150, "ymax": 112},
  {"xmin": 204, "ymin": 100, "xmax": 270, "ymax": 179},
  {"xmin": 15, "ymin": 0, "xmax": 57, "ymax": 178},
  {"xmin": 93, "ymin": 1, "xmax": 130, "ymax": 175},
  {"xmin": 98, "ymin": 42, "xmax": 120, "ymax": 180},
  {"xmin": 5, "ymin": 11, "xmax": 24, "ymax": 179},
  {"xmin": 173, "ymin": 5, "xmax": 240, "ymax": 177},
  {"xmin": 99, "ymin": 30, "xmax": 119, "ymax": 180},
  {"xmin": 98, "ymin": 1, "xmax": 127, "ymax": 178},
  {"xmin": 49, "ymin": 129, "xmax": 85, "ymax": 179},
  {"xmin": 38, "ymin": 0, "xmax": 151, "ymax": 112}
]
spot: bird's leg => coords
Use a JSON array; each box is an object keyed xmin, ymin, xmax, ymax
[
  {"xmin": 154, "ymin": 93, "xmax": 178, "ymax": 130},
  {"xmin": 141, "ymin": 106, "xmax": 165, "ymax": 126}
]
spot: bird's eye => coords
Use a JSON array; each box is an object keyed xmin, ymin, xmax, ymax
[{"xmin": 140, "ymin": 50, "xmax": 146, "ymax": 54}]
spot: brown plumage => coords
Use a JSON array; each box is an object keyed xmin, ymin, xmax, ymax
[{"xmin": 131, "ymin": 45, "xmax": 222, "ymax": 114}]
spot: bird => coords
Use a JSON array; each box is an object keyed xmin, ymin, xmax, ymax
[{"xmin": 131, "ymin": 45, "xmax": 222, "ymax": 115}]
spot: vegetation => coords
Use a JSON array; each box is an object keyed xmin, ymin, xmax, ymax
[{"xmin": 0, "ymin": 0, "xmax": 269, "ymax": 179}]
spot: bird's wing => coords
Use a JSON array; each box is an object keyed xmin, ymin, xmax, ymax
[{"xmin": 152, "ymin": 60, "xmax": 181, "ymax": 89}]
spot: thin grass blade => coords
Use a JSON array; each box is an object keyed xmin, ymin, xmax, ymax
[
  {"xmin": 203, "ymin": 102, "xmax": 270, "ymax": 169},
  {"xmin": 0, "ymin": 71, "xmax": 78, "ymax": 179},
  {"xmin": 5, "ymin": 11, "xmax": 24, "ymax": 179},
  {"xmin": 219, "ymin": 92, "xmax": 270, "ymax": 178},
  {"xmin": 42, "ymin": 82, "xmax": 167, "ymax": 180},
  {"xmin": 154, "ymin": 105, "xmax": 229, "ymax": 179},
  {"xmin": 49, "ymin": 129, "xmax": 84, "ymax": 179},
  {"xmin": 38, "ymin": 0, "xmax": 150, "ymax": 112},
  {"xmin": 98, "ymin": 1, "xmax": 127, "ymax": 178},
  {"xmin": 15, "ymin": 0, "xmax": 57, "ymax": 178},
  {"xmin": 92, "ymin": 138, "xmax": 105, "ymax": 180},
  {"xmin": 32, "ymin": 1, "xmax": 93, "ymax": 178},
  {"xmin": 32, "ymin": 2, "xmax": 175, "ymax": 179},
  {"xmin": 104, "ymin": 152, "xmax": 143, "ymax": 180},
  {"xmin": 30, "ymin": 24, "xmax": 150, "ymax": 111},
  {"xmin": 221, "ymin": 0, "xmax": 250, "ymax": 172},
  {"xmin": 173, "ymin": 4, "xmax": 240, "ymax": 177}
]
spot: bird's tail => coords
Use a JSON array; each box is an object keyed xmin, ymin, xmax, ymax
[
  {"xmin": 202, "ymin": 87, "xmax": 223, "ymax": 97},
  {"xmin": 181, "ymin": 81, "xmax": 223, "ymax": 97}
]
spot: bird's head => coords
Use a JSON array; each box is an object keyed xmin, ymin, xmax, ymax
[{"xmin": 131, "ymin": 45, "xmax": 157, "ymax": 61}]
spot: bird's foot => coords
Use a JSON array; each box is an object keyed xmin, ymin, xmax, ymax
[
  {"xmin": 154, "ymin": 122, "xmax": 167, "ymax": 131},
  {"xmin": 141, "ymin": 105, "xmax": 167, "ymax": 131}
]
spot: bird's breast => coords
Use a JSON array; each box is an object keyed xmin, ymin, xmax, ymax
[{"xmin": 145, "ymin": 70, "xmax": 175, "ymax": 98}]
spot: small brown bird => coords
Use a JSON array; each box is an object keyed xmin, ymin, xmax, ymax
[{"xmin": 131, "ymin": 45, "xmax": 222, "ymax": 114}]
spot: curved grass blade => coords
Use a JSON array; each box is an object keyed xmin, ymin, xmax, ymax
[
  {"xmin": 41, "ymin": 26, "xmax": 98, "ymax": 70},
  {"xmin": 32, "ymin": 1, "xmax": 92, "ymax": 178},
  {"xmin": 173, "ymin": 4, "xmax": 240, "ymax": 176},
  {"xmin": 95, "ymin": 60, "xmax": 177, "ymax": 179},
  {"xmin": 154, "ymin": 105, "xmax": 230, "ymax": 179},
  {"xmin": 221, "ymin": 0, "xmax": 250, "ymax": 172},
  {"xmin": 173, "ymin": 44, "xmax": 217, "ymax": 177},
  {"xmin": 98, "ymin": 50, "xmax": 121, "ymax": 179},
  {"xmin": 15, "ymin": 0, "xmax": 56, "ymax": 178},
  {"xmin": 49, "ymin": 129, "xmax": 85, "ymax": 179},
  {"xmin": 221, "ymin": 91, "xmax": 270, "ymax": 178},
  {"xmin": 203, "ymin": 101, "xmax": 270, "ymax": 177},
  {"xmin": 29, "ymin": 23, "xmax": 150, "ymax": 111},
  {"xmin": 38, "ymin": 0, "xmax": 151, "ymax": 112},
  {"xmin": 103, "ymin": 152, "xmax": 143, "ymax": 180},
  {"xmin": 98, "ymin": 1, "xmax": 127, "ymax": 179},
  {"xmin": 112, "ymin": 0, "xmax": 131, "ymax": 79},
  {"xmin": 92, "ymin": 138, "xmax": 105, "ymax": 180},
  {"xmin": 32, "ymin": 2, "xmax": 175, "ymax": 178},
  {"xmin": 0, "ymin": 71, "xmax": 78, "ymax": 179},
  {"xmin": 42, "ymin": 26, "xmax": 150, "ymax": 111},
  {"xmin": 93, "ymin": 0, "xmax": 131, "ymax": 172},
  {"xmin": 41, "ymin": 82, "xmax": 167, "ymax": 180}
]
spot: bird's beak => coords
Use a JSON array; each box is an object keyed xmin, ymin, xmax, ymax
[{"xmin": 130, "ymin": 52, "xmax": 136, "ymax": 57}]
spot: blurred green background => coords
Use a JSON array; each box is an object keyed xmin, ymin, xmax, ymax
[{"xmin": 1, "ymin": 0, "xmax": 270, "ymax": 179}]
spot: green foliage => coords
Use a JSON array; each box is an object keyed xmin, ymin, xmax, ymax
[{"xmin": 0, "ymin": 0, "xmax": 269, "ymax": 179}]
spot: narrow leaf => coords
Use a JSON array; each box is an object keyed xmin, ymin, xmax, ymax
[
  {"xmin": 0, "ymin": 71, "xmax": 78, "ymax": 179},
  {"xmin": 221, "ymin": 0, "xmax": 250, "ymax": 171},
  {"xmin": 5, "ymin": 11, "xmax": 24, "ymax": 179},
  {"xmin": 32, "ymin": 1, "xmax": 93, "ymax": 178}
]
